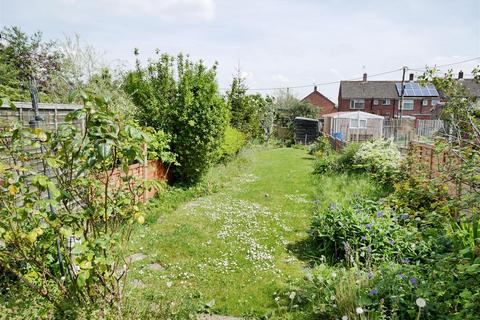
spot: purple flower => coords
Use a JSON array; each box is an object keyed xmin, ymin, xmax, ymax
[
  {"xmin": 388, "ymin": 239, "xmax": 394, "ymax": 245},
  {"xmin": 361, "ymin": 236, "xmax": 366, "ymax": 241},
  {"xmin": 368, "ymin": 288, "xmax": 378, "ymax": 296},
  {"xmin": 399, "ymin": 273, "xmax": 406, "ymax": 279},
  {"xmin": 376, "ymin": 211, "xmax": 383, "ymax": 218},
  {"xmin": 366, "ymin": 223, "xmax": 373, "ymax": 230},
  {"xmin": 367, "ymin": 271, "xmax": 373, "ymax": 279},
  {"xmin": 400, "ymin": 214, "xmax": 409, "ymax": 220},
  {"xmin": 401, "ymin": 258, "xmax": 411, "ymax": 264},
  {"xmin": 409, "ymin": 277, "xmax": 418, "ymax": 288}
]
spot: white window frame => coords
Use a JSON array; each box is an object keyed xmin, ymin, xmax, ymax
[
  {"xmin": 350, "ymin": 99, "xmax": 365, "ymax": 109},
  {"xmin": 383, "ymin": 99, "xmax": 391, "ymax": 105},
  {"xmin": 400, "ymin": 99, "xmax": 414, "ymax": 111},
  {"xmin": 422, "ymin": 99, "xmax": 429, "ymax": 106},
  {"xmin": 350, "ymin": 118, "xmax": 367, "ymax": 129},
  {"xmin": 373, "ymin": 99, "xmax": 379, "ymax": 106}
]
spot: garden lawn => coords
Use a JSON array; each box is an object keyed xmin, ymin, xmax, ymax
[{"xmin": 123, "ymin": 146, "xmax": 382, "ymax": 319}]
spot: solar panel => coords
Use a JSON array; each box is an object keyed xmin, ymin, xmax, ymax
[{"xmin": 395, "ymin": 82, "xmax": 439, "ymax": 97}]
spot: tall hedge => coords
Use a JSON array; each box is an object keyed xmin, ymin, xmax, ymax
[{"xmin": 124, "ymin": 53, "xmax": 228, "ymax": 184}]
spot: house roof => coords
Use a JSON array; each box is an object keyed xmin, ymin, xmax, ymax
[
  {"xmin": 459, "ymin": 79, "xmax": 480, "ymax": 98},
  {"xmin": 340, "ymin": 81, "xmax": 399, "ymax": 99},
  {"xmin": 302, "ymin": 90, "xmax": 336, "ymax": 106},
  {"xmin": 322, "ymin": 111, "xmax": 385, "ymax": 119}
]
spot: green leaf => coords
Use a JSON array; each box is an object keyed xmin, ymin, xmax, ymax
[
  {"xmin": 76, "ymin": 270, "xmax": 90, "ymax": 287},
  {"xmin": 97, "ymin": 143, "xmax": 112, "ymax": 159}
]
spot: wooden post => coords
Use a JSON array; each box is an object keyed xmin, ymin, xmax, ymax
[
  {"xmin": 54, "ymin": 107, "xmax": 58, "ymax": 130},
  {"xmin": 143, "ymin": 143, "xmax": 148, "ymax": 203}
]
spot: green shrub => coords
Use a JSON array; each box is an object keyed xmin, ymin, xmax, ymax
[
  {"xmin": 313, "ymin": 153, "xmax": 339, "ymax": 174},
  {"xmin": 337, "ymin": 142, "xmax": 361, "ymax": 171},
  {"xmin": 310, "ymin": 199, "xmax": 422, "ymax": 265},
  {"xmin": 353, "ymin": 139, "xmax": 402, "ymax": 185},
  {"xmin": 124, "ymin": 53, "xmax": 228, "ymax": 184},
  {"xmin": 309, "ymin": 135, "xmax": 332, "ymax": 156},
  {"xmin": 216, "ymin": 126, "xmax": 246, "ymax": 163}
]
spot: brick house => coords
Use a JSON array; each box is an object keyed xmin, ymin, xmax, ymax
[
  {"xmin": 337, "ymin": 73, "xmax": 441, "ymax": 120},
  {"xmin": 302, "ymin": 86, "xmax": 336, "ymax": 118}
]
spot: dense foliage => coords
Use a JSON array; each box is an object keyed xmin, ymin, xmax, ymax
[
  {"xmin": 0, "ymin": 26, "xmax": 63, "ymax": 101},
  {"xmin": 216, "ymin": 126, "xmax": 246, "ymax": 163},
  {"xmin": 124, "ymin": 53, "xmax": 228, "ymax": 183},
  {"xmin": 0, "ymin": 94, "xmax": 157, "ymax": 317}
]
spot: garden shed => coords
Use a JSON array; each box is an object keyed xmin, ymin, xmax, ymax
[
  {"xmin": 294, "ymin": 116, "xmax": 320, "ymax": 144},
  {"xmin": 322, "ymin": 111, "xmax": 384, "ymax": 142}
]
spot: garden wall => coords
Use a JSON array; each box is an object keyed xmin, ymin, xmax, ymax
[{"xmin": 109, "ymin": 159, "xmax": 169, "ymax": 201}]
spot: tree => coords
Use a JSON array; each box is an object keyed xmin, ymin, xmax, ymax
[
  {"xmin": 274, "ymin": 89, "xmax": 317, "ymax": 128},
  {"xmin": 226, "ymin": 71, "xmax": 261, "ymax": 138},
  {"xmin": 124, "ymin": 52, "xmax": 228, "ymax": 184},
  {"xmin": 0, "ymin": 26, "xmax": 63, "ymax": 101}
]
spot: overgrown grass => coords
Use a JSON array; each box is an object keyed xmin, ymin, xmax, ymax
[{"xmin": 122, "ymin": 146, "xmax": 384, "ymax": 319}]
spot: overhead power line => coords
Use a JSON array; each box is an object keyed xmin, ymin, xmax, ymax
[{"xmin": 230, "ymin": 56, "xmax": 480, "ymax": 92}]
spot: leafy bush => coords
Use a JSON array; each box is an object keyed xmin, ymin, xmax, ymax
[
  {"xmin": 0, "ymin": 94, "xmax": 150, "ymax": 315},
  {"xmin": 313, "ymin": 153, "xmax": 339, "ymax": 174},
  {"xmin": 216, "ymin": 126, "xmax": 246, "ymax": 163},
  {"xmin": 124, "ymin": 53, "xmax": 228, "ymax": 184},
  {"xmin": 337, "ymin": 142, "xmax": 361, "ymax": 171},
  {"xmin": 308, "ymin": 135, "xmax": 332, "ymax": 156},
  {"xmin": 353, "ymin": 139, "xmax": 402, "ymax": 185},
  {"xmin": 310, "ymin": 199, "xmax": 423, "ymax": 265}
]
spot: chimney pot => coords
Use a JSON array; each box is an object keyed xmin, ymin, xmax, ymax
[
  {"xmin": 363, "ymin": 73, "xmax": 367, "ymax": 82},
  {"xmin": 314, "ymin": 85, "xmax": 317, "ymax": 92},
  {"xmin": 409, "ymin": 73, "xmax": 414, "ymax": 81},
  {"xmin": 458, "ymin": 71, "xmax": 464, "ymax": 79}
]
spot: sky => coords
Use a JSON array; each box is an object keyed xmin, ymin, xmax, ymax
[{"xmin": 1, "ymin": 0, "xmax": 479, "ymax": 102}]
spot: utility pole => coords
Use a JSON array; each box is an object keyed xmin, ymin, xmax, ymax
[{"xmin": 399, "ymin": 66, "xmax": 407, "ymax": 126}]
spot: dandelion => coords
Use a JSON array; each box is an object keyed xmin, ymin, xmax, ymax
[
  {"xmin": 376, "ymin": 210, "xmax": 383, "ymax": 218},
  {"xmin": 289, "ymin": 291, "xmax": 296, "ymax": 300},
  {"xmin": 356, "ymin": 307, "xmax": 364, "ymax": 314},
  {"xmin": 416, "ymin": 297, "xmax": 426, "ymax": 308}
]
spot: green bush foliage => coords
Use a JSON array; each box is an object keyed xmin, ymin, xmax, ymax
[
  {"xmin": 353, "ymin": 139, "xmax": 402, "ymax": 185},
  {"xmin": 124, "ymin": 53, "xmax": 228, "ymax": 184},
  {"xmin": 0, "ymin": 94, "xmax": 151, "ymax": 316},
  {"xmin": 216, "ymin": 126, "xmax": 246, "ymax": 163}
]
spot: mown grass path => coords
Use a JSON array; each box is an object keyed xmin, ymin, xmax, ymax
[{"xmin": 125, "ymin": 147, "xmax": 378, "ymax": 319}]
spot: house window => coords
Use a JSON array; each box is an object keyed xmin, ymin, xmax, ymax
[
  {"xmin": 422, "ymin": 99, "xmax": 429, "ymax": 106},
  {"xmin": 350, "ymin": 99, "xmax": 365, "ymax": 109},
  {"xmin": 432, "ymin": 99, "xmax": 440, "ymax": 106},
  {"xmin": 400, "ymin": 99, "xmax": 414, "ymax": 111},
  {"xmin": 383, "ymin": 99, "xmax": 391, "ymax": 105},
  {"xmin": 373, "ymin": 99, "xmax": 379, "ymax": 105},
  {"xmin": 350, "ymin": 118, "xmax": 367, "ymax": 128}
]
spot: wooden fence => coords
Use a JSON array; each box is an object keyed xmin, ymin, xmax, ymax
[{"xmin": 408, "ymin": 141, "xmax": 465, "ymax": 196}]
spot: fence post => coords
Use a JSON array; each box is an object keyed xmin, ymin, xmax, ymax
[
  {"xmin": 54, "ymin": 107, "xmax": 58, "ymax": 130},
  {"xmin": 143, "ymin": 143, "xmax": 148, "ymax": 203}
]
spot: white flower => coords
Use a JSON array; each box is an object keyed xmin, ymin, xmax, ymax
[
  {"xmin": 416, "ymin": 297, "xmax": 426, "ymax": 308},
  {"xmin": 331, "ymin": 272, "xmax": 337, "ymax": 278},
  {"xmin": 166, "ymin": 281, "xmax": 173, "ymax": 288},
  {"xmin": 342, "ymin": 316, "xmax": 348, "ymax": 320},
  {"xmin": 289, "ymin": 291, "xmax": 296, "ymax": 300},
  {"xmin": 330, "ymin": 295, "xmax": 336, "ymax": 301},
  {"xmin": 356, "ymin": 307, "xmax": 364, "ymax": 314}
]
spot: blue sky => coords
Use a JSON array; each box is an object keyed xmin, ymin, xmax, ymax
[{"xmin": 1, "ymin": 0, "xmax": 479, "ymax": 101}]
